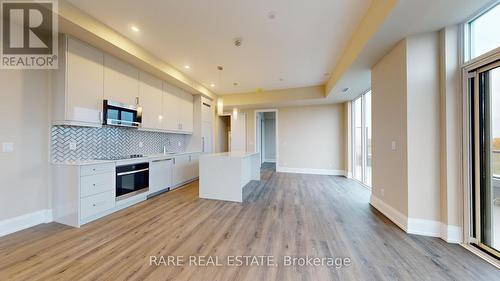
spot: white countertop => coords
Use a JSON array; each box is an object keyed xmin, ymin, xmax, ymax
[
  {"xmin": 52, "ymin": 151, "xmax": 202, "ymax": 166},
  {"xmin": 201, "ymin": 151, "xmax": 259, "ymax": 158}
]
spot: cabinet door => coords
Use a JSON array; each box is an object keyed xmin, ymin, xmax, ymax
[
  {"xmin": 66, "ymin": 38, "xmax": 103, "ymax": 124},
  {"xmin": 178, "ymin": 91, "xmax": 193, "ymax": 132},
  {"xmin": 103, "ymin": 54, "xmax": 139, "ymax": 105},
  {"xmin": 139, "ymin": 72, "xmax": 163, "ymax": 130},
  {"xmin": 189, "ymin": 153, "xmax": 199, "ymax": 179},
  {"xmin": 162, "ymin": 83, "xmax": 180, "ymax": 131},
  {"xmin": 172, "ymin": 155, "xmax": 189, "ymax": 186}
]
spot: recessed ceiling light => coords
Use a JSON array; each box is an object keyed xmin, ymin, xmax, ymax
[
  {"xmin": 210, "ymin": 84, "xmax": 215, "ymax": 87},
  {"xmin": 130, "ymin": 26, "xmax": 140, "ymax": 32},
  {"xmin": 268, "ymin": 11, "xmax": 277, "ymax": 20},
  {"xmin": 184, "ymin": 65, "xmax": 190, "ymax": 69}
]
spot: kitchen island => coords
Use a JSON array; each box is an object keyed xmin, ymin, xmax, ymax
[{"xmin": 199, "ymin": 152, "xmax": 260, "ymax": 202}]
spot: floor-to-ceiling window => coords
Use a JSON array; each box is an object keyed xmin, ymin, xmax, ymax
[
  {"xmin": 465, "ymin": 2, "xmax": 500, "ymax": 259},
  {"xmin": 352, "ymin": 90, "xmax": 372, "ymax": 187}
]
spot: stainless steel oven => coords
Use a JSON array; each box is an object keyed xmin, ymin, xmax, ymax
[{"xmin": 116, "ymin": 162, "xmax": 149, "ymax": 201}]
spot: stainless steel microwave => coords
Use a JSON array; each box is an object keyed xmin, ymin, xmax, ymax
[{"xmin": 103, "ymin": 100, "xmax": 142, "ymax": 128}]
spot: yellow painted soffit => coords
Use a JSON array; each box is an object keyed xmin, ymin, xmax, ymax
[
  {"xmin": 325, "ymin": 0, "xmax": 398, "ymax": 96},
  {"xmin": 57, "ymin": 0, "xmax": 216, "ymax": 99},
  {"xmin": 221, "ymin": 85, "xmax": 325, "ymax": 107}
]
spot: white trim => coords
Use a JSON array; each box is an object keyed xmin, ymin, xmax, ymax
[
  {"xmin": 276, "ymin": 166, "xmax": 345, "ymax": 176},
  {"xmin": 369, "ymin": 195, "xmax": 408, "ymax": 231},
  {"xmin": 461, "ymin": 244, "xmax": 500, "ymax": 269},
  {"xmin": 441, "ymin": 224, "xmax": 463, "ymax": 243},
  {"xmin": 407, "ymin": 218, "xmax": 442, "ymax": 237},
  {"xmin": 0, "ymin": 209, "xmax": 53, "ymax": 237}
]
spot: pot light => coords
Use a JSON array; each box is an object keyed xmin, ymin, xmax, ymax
[
  {"xmin": 210, "ymin": 83, "xmax": 215, "ymax": 87},
  {"xmin": 233, "ymin": 108, "xmax": 238, "ymax": 120},
  {"xmin": 184, "ymin": 65, "xmax": 190, "ymax": 69},
  {"xmin": 130, "ymin": 26, "xmax": 140, "ymax": 32}
]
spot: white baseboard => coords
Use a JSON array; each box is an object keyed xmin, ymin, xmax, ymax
[
  {"xmin": 441, "ymin": 224, "xmax": 462, "ymax": 243},
  {"xmin": 346, "ymin": 171, "xmax": 353, "ymax": 178},
  {"xmin": 370, "ymin": 195, "xmax": 462, "ymax": 243},
  {"xmin": 276, "ymin": 166, "xmax": 346, "ymax": 176},
  {"xmin": 407, "ymin": 218, "xmax": 442, "ymax": 237},
  {"xmin": 369, "ymin": 195, "xmax": 408, "ymax": 231},
  {"xmin": 0, "ymin": 209, "xmax": 53, "ymax": 237}
]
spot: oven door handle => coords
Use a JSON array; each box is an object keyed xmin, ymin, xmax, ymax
[{"xmin": 116, "ymin": 168, "xmax": 149, "ymax": 176}]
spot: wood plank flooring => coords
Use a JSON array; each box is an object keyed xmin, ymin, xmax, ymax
[{"xmin": 0, "ymin": 165, "xmax": 498, "ymax": 281}]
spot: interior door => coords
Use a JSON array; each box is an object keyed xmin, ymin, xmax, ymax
[
  {"xmin": 231, "ymin": 112, "xmax": 247, "ymax": 152},
  {"xmin": 256, "ymin": 113, "xmax": 262, "ymax": 164},
  {"xmin": 471, "ymin": 60, "xmax": 500, "ymax": 258}
]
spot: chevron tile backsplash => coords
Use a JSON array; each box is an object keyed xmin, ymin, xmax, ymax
[{"xmin": 51, "ymin": 126, "xmax": 187, "ymax": 162}]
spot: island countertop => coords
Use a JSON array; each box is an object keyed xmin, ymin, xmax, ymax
[{"xmin": 200, "ymin": 151, "xmax": 259, "ymax": 158}]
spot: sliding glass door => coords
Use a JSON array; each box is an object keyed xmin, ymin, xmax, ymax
[
  {"xmin": 352, "ymin": 90, "xmax": 372, "ymax": 187},
  {"xmin": 470, "ymin": 60, "xmax": 500, "ymax": 258}
]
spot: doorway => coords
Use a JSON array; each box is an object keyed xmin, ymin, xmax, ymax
[
  {"xmin": 217, "ymin": 115, "xmax": 231, "ymax": 152},
  {"xmin": 255, "ymin": 110, "xmax": 277, "ymax": 169},
  {"xmin": 352, "ymin": 90, "xmax": 372, "ymax": 187}
]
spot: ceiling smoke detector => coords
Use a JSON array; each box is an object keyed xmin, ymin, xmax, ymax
[
  {"xmin": 233, "ymin": 38, "xmax": 243, "ymax": 47},
  {"xmin": 342, "ymin": 88, "xmax": 349, "ymax": 93},
  {"xmin": 268, "ymin": 11, "xmax": 277, "ymax": 20}
]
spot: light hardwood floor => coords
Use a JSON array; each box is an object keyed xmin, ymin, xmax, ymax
[{"xmin": 0, "ymin": 165, "xmax": 498, "ymax": 281}]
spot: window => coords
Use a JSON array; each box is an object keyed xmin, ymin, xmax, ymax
[
  {"xmin": 352, "ymin": 90, "xmax": 372, "ymax": 187},
  {"xmin": 467, "ymin": 2, "xmax": 500, "ymax": 60}
]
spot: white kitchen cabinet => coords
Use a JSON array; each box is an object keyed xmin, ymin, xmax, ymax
[
  {"xmin": 52, "ymin": 163, "xmax": 116, "ymax": 227},
  {"xmin": 178, "ymin": 91, "xmax": 194, "ymax": 132},
  {"xmin": 139, "ymin": 72, "xmax": 163, "ymax": 130},
  {"xmin": 52, "ymin": 36, "xmax": 104, "ymax": 126},
  {"xmin": 149, "ymin": 158, "xmax": 173, "ymax": 194},
  {"xmin": 163, "ymin": 83, "xmax": 193, "ymax": 133},
  {"xmin": 172, "ymin": 153, "xmax": 199, "ymax": 188},
  {"xmin": 104, "ymin": 54, "xmax": 139, "ymax": 105}
]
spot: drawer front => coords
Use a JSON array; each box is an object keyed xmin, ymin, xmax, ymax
[
  {"xmin": 81, "ymin": 191, "xmax": 115, "ymax": 219},
  {"xmin": 81, "ymin": 173, "xmax": 115, "ymax": 198},
  {"xmin": 81, "ymin": 163, "xmax": 115, "ymax": 177}
]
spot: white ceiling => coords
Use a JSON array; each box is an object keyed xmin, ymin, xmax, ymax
[
  {"xmin": 67, "ymin": 0, "xmax": 371, "ymax": 94},
  {"xmin": 327, "ymin": 0, "xmax": 494, "ymax": 103}
]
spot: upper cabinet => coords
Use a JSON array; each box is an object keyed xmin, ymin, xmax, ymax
[
  {"xmin": 52, "ymin": 36, "xmax": 104, "ymax": 126},
  {"xmin": 163, "ymin": 83, "xmax": 193, "ymax": 133},
  {"xmin": 103, "ymin": 54, "xmax": 139, "ymax": 105},
  {"xmin": 52, "ymin": 35, "xmax": 194, "ymax": 134},
  {"xmin": 139, "ymin": 72, "xmax": 163, "ymax": 130}
]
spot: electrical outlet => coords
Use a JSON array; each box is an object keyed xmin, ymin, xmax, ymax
[
  {"xmin": 2, "ymin": 142, "xmax": 14, "ymax": 153},
  {"xmin": 138, "ymin": 142, "xmax": 144, "ymax": 148},
  {"xmin": 391, "ymin": 141, "xmax": 396, "ymax": 151},
  {"xmin": 69, "ymin": 142, "xmax": 77, "ymax": 150},
  {"xmin": 178, "ymin": 141, "xmax": 182, "ymax": 147}
]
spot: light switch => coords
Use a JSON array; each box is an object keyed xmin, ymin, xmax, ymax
[
  {"xmin": 138, "ymin": 142, "xmax": 144, "ymax": 148},
  {"xmin": 69, "ymin": 142, "xmax": 77, "ymax": 150},
  {"xmin": 391, "ymin": 141, "xmax": 397, "ymax": 151},
  {"xmin": 2, "ymin": 142, "xmax": 14, "ymax": 153}
]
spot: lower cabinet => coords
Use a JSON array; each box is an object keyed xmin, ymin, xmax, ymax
[
  {"xmin": 52, "ymin": 163, "xmax": 116, "ymax": 227},
  {"xmin": 172, "ymin": 153, "xmax": 200, "ymax": 188}
]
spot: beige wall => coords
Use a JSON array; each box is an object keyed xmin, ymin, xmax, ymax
[
  {"xmin": 241, "ymin": 104, "xmax": 346, "ymax": 172},
  {"xmin": 439, "ymin": 26, "xmax": 462, "ymax": 227},
  {"xmin": 371, "ymin": 40, "xmax": 409, "ymax": 216},
  {"xmin": 0, "ymin": 70, "xmax": 50, "ymax": 220},
  {"xmin": 406, "ymin": 33, "xmax": 441, "ymax": 221}
]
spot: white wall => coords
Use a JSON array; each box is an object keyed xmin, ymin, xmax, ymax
[
  {"xmin": 241, "ymin": 104, "xmax": 346, "ymax": 174},
  {"xmin": 406, "ymin": 32, "xmax": 441, "ymax": 222},
  {"xmin": 0, "ymin": 70, "xmax": 50, "ymax": 221}
]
